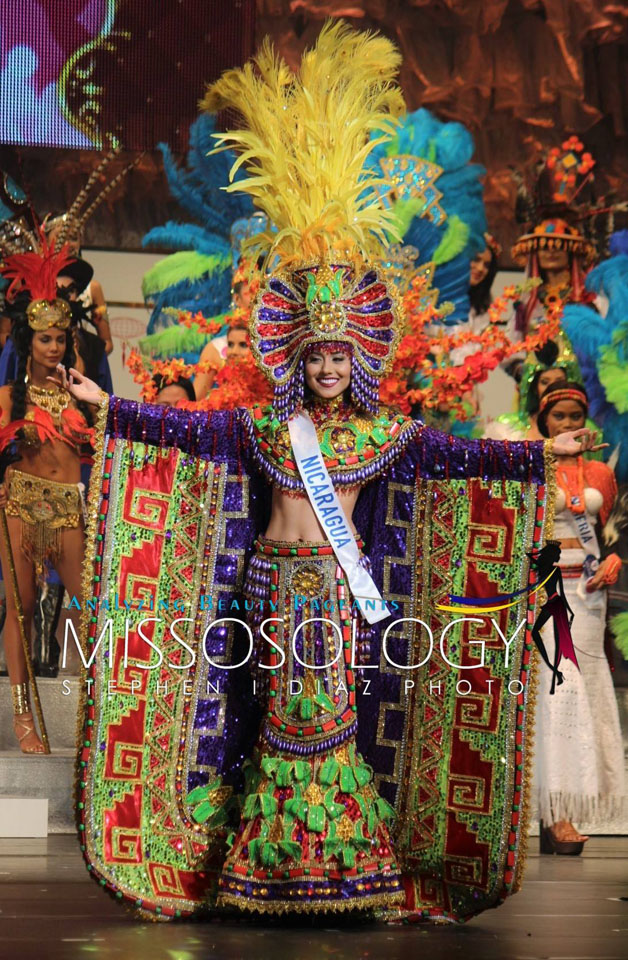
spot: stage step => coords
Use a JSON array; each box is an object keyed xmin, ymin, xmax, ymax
[
  {"xmin": 0, "ymin": 797, "xmax": 48, "ymax": 837},
  {"xmin": 0, "ymin": 749, "xmax": 76, "ymax": 833},
  {"xmin": 0, "ymin": 676, "xmax": 80, "ymax": 835}
]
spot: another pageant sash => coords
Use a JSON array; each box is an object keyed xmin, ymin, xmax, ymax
[
  {"xmin": 565, "ymin": 502, "xmax": 599, "ymax": 552},
  {"xmin": 288, "ymin": 411, "xmax": 390, "ymax": 624},
  {"xmin": 563, "ymin": 500, "xmax": 600, "ymax": 574}
]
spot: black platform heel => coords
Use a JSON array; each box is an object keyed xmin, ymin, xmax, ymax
[{"xmin": 539, "ymin": 820, "xmax": 584, "ymax": 856}]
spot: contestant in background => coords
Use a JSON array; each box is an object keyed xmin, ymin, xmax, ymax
[
  {"xmin": 561, "ymin": 232, "xmax": 628, "ymax": 667},
  {"xmin": 0, "ymin": 239, "xmax": 93, "ymax": 752},
  {"xmin": 484, "ymin": 339, "xmax": 601, "ymax": 450},
  {"xmin": 46, "ymin": 218, "xmax": 113, "ymax": 356},
  {"xmin": 448, "ymin": 233, "xmax": 502, "ymax": 429},
  {"xmin": 534, "ymin": 382, "xmax": 625, "ymax": 852},
  {"xmin": 466, "ymin": 233, "xmax": 500, "ymax": 334},
  {"xmin": 192, "ymin": 263, "xmax": 257, "ymax": 399}
]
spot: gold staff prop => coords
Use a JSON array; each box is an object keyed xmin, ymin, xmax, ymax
[{"xmin": 0, "ymin": 508, "xmax": 50, "ymax": 753}]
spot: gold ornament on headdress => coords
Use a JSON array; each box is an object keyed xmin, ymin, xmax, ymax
[
  {"xmin": 512, "ymin": 217, "xmax": 595, "ymax": 265},
  {"xmin": 25, "ymin": 298, "xmax": 71, "ymax": 331}
]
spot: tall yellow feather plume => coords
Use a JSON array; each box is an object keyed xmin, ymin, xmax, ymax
[{"xmin": 200, "ymin": 20, "xmax": 404, "ymax": 269}]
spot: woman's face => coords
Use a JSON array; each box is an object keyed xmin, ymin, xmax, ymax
[
  {"xmin": 226, "ymin": 327, "xmax": 249, "ymax": 360},
  {"xmin": 31, "ymin": 328, "xmax": 67, "ymax": 370},
  {"xmin": 304, "ymin": 349, "xmax": 351, "ymax": 399},
  {"xmin": 56, "ymin": 274, "xmax": 80, "ymax": 301},
  {"xmin": 536, "ymin": 368, "xmax": 567, "ymax": 398},
  {"xmin": 538, "ymin": 248, "xmax": 569, "ymax": 272},
  {"xmin": 470, "ymin": 247, "xmax": 492, "ymax": 286},
  {"xmin": 233, "ymin": 282, "xmax": 253, "ymax": 310},
  {"xmin": 545, "ymin": 399, "xmax": 586, "ymax": 437}
]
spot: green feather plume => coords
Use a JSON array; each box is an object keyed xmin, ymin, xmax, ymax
[
  {"xmin": 432, "ymin": 215, "xmax": 469, "ymax": 266},
  {"xmin": 142, "ymin": 252, "xmax": 229, "ymax": 298}
]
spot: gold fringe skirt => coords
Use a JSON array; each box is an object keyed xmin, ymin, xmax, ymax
[{"xmin": 5, "ymin": 469, "xmax": 84, "ymax": 583}]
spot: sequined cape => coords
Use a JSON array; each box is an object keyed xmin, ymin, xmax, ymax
[{"xmin": 76, "ymin": 396, "xmax": 553, "ymax": 923}]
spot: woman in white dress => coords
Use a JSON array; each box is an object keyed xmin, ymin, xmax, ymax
[{"xmin": 534, "ymin": 381, "xmax": 625, "ymax": 853}]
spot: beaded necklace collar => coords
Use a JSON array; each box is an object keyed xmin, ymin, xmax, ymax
[{"xmin": 244, "ymin": 400, "xmax": 420, "ymax": 492}]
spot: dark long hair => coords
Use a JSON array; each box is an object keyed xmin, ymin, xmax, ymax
[
  {"xmin": 469, "ymin": 248, "xmax": 499, "ymax": 315},
  {"xmin": 7, "ymin": 292, "xmax": 77, "ymax": 424},
  {"xmin": 536, "ymin": 380, "xmax": 588, "ymax": 438}
]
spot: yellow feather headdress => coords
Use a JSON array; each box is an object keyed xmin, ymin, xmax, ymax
[
  {"xmin": 201, "ymin": 20, "xmax": 404, "ymax": 269},
  {"xmin": 202, "ymin": 21, "xmax": 405, "ymax": 421}
]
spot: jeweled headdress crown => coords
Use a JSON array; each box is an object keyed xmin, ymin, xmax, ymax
[{"xmin": 1, "ymin": 232, "xmax": 73, "ymax": 330}]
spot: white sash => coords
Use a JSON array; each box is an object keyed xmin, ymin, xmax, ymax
[
  {"xmin": 561, "ymin": 506, "xmax": 602, "ymax": 601},
  {"xmin": 288, "ymin": 412, "xmax": 390, "ymax": 625},
  {"xmin": 562, "ymin": 504, "xmax": 600, "ymax": 559}
]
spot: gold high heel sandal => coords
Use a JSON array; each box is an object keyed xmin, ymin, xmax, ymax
[{"xmin": 11, "ymin": 682, "xmax": 45, "ymax": 755}]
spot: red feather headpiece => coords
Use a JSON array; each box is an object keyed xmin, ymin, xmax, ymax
[{"xmin": 1, "ymin": 230, "xmax": 74, "ymax": 303}]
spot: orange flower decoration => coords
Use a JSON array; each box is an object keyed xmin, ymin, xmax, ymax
[{"xmin": 378, "ymin": 279, "xmax": 562, "ymax": 418}]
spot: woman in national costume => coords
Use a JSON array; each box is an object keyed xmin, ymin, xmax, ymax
[
  {"xmin": 65, "ymin": 23, "xmax": 601, "ymax": 922},
  {"xmin": 533, "ymin": 382, "xmax": 625, "ymax": 853},
  {"xmin": 485, "ymin": 339, "xmax": 602, "ymax": 456},
  {"xmin": 0, "ymin": 237, "xmax": 94, "ymax": 752}
]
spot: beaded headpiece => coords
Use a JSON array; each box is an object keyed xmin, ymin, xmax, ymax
[
  {"xmin": 539, "ymin": 386, "xmax": 588, "ymax": 414},
  {"xmin": 512, "ymin": 217, "xmax": 594, "ymax": 265},
  {"xmin": 0, "ymin": 232, "xmax": 74, "ymax": 330},
  {"xmin": 512, "ymin": 138, "xmax": 598, "ymax": 266},
  {"xmin": 202, "ymin": 21, "xmax": 404, "ymax": 420}
]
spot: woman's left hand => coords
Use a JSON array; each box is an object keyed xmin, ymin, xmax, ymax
[
  {"xmin": 552, "ymin": 428, "xmax": 609, "ymax": 457},
  {"xmin": 587, "ymin": 553, "xmax": 622, "ymax": 591}
]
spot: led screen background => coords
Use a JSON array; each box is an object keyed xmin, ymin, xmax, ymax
[{"xmin": 0, "ymin": 0, "xmax": 256, "ymax": 151}]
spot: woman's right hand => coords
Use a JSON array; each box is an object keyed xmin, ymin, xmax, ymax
[{"xmin": 48, "ymin": 365, "xmax": 107, "ymax": 407}]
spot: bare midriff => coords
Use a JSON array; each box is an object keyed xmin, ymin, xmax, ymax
[
  {"xmin": 11, "ymin": 401, "xmax": 82, "ymax": 483},
  {"xmin": 558, "ymin": 537, "xmax": 582, "ymax": 550},
  {"xmin": 264, "ymin": 485, "xmax": 359, "ymax": 542}
]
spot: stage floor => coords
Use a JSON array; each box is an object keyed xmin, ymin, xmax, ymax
[{"xmin": 0, "ymin": 837, "xmax": 626, "ymax": 960}]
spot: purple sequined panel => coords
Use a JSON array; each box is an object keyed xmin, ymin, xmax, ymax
[
  {"xmin": 356, "ymin": 270, "xmax": 377, "ymax": 290},
  {"xmin": 270, "ymin": 278, "xmax": 298, "ymax": 300},
  {"xmin": 106, "ymin": 397, "xmax": 242, "ymax": 459},
  {"xmin": 258, "ymin": 308, "xmax": 301, "ymax": 324},
  {"xmin": 412, "ymin": 426, "xmax": 546, "ymax": 484},
  {"xmin": 350, "ymin": 298, "xmax": 392, "ymax": 314}
]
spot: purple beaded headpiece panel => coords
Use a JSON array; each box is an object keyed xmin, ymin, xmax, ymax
[{"xmin": 250, "ymin": 262, "xmax": 400, "ymax": 420}]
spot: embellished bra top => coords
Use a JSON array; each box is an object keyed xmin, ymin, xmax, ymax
[
  {"xmin": 18, "ymin": 383, "xmax": 94, "ymax": 452},
  {"xmin": 555, "ymin": 487, "xmax": 604, "ymax": 517},
  {"xmin": 243, "ymin": 396, "xmax": 420, "ymax": 492},
  {"xmin": 553, "ymin": 489, "xmax": 604, "ymax": 540},
  {"xmin": 553, "ymin": 457, "xmax": 617, "ymax": 536}
]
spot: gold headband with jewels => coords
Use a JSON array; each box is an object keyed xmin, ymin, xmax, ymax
[{"xmin": 26, "ymin": 298, "xmax": 71, "ymax": 331}]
